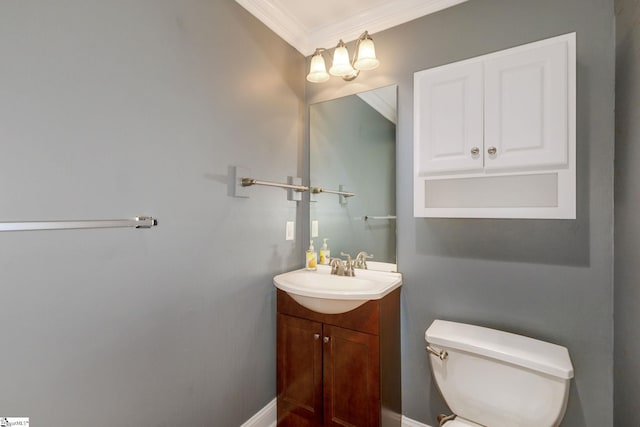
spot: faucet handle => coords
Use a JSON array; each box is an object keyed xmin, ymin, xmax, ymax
[
  {"xmin": 354, "ymin": 251, "xmax": 374, "ymax": 269},
  {"xmin": 329, "ymin": 257, "xmax": 346, "ymax": 276}
]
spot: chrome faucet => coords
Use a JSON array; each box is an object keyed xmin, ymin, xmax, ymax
[
  {"xmin": 354, "ymin": 251, "xmax": 373, "ymax": 270},
  {"xmin": 330, "ymin": 253, "xmax": 356, "ymax": 277},
  {"xmin": 340, "ymin": 252, "xmax": 355, "ymax": 277}
]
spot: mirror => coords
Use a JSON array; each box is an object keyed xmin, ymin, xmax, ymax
[{"xmin": 309, "ymin": 85, "xmax": 397, "ymax": 271}]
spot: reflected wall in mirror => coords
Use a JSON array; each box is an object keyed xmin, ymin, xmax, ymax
[{"xmin": 310, "ymin": 85, "xmax": 397, "ymax": 270}]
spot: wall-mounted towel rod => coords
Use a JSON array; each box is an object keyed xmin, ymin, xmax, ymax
[
  {"xmin": 310, "ymin": 187, "xmax": 356, "ymax": 198},
  {"xmin": 364, "ymin": 215, "xmax": 397, "ymax": 221},
  {"xmin": 230, "ymin": 167, "xmax": 304, "ymax": 201},
  {"xmin": 241, "ymin": 178, "xmax": 309, "ymax": 192},
  {"xmin": 0, "ymin": 216, "xmax": 157, "ymax": 232}
]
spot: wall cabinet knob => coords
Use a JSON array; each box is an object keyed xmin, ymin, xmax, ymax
[
  {"xmin": 470, "ymin": 147, "xmax": 480, "ymax": 156},
  {"xmin": 487, "ymin": 146, "xmax": 497, "ymax": 155},
  {"xmin": 313, "ymin": 333, "xmax": 320, "ymax": 340},
  {"xmin": 323, "ymin": 336, "xmax": 330, "ymax": 343}
]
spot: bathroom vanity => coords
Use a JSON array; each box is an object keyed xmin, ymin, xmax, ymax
[{"xmin": 276, "ymin": 288, "xmax": 401, "ymax": 426}]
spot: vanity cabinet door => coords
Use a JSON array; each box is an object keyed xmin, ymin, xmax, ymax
[
  {"xmin": 276, "ymin": 289, "xmax": 401, "ymax": 427},
  {"xmin": 323, "ymin": 324, "xmax": 380, "ymax": 427},
  {"xmin": 414, "ymin": 60, "xmax": 484, "ymax": 176},
  {"xmin": 277, "ymin": 314, "xmax": 323, "ymax": 426}
]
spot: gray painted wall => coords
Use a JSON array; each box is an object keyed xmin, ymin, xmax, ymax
[
  {"xmin": 306, "ymin": 0, "xmax": 615, "ymax": 425},
  {"xmin": 310, "ymin": 95, "xmax": 396, "ymax": 263},
  {"xmin": 614, "ymin": 0, "xmax": 640, "ymax": 425},
  {"xmin": 0, "ymin": 1, "xmax": 303, "ymax": 426}
]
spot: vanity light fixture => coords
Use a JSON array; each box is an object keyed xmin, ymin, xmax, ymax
[{"xmin": 306, "ymin": 31, "xmax": 380, "ymax": 83}]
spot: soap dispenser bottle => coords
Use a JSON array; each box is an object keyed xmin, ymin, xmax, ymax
[
  {"xmin": 319, "ymin": 238, "xmax": 330, "ymax": 265},
  {"xmin": 305, "ymin": 240, "xmax": 317, "ymax": 271}
]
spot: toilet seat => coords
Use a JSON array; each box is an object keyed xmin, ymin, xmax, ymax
[{"xmin": 442, "ymin": 417, "xmax": 484, "ymax": 427}]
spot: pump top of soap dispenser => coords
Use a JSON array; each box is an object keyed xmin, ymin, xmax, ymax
[
  {"xmin": 321, "ymin": 238, "xmax": 328, "ymax": 250},
  {"xmin": 309, "ymin": 240, "xmax": 315, "ymax": 252}
]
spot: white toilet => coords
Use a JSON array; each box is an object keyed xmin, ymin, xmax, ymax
[{"xmin": 425, "ymin": 320, "xmax": 574, "ymax": 427}]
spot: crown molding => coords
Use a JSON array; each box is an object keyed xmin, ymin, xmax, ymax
[
  {"xmin": 306, "ymin": 0, "xmax": 468, "ymax": 54},
  {"xmin": 236, "ymin": 0, "xmax": 468, "ymax": 56},
  {"xmin": 234, "ymin": 0, "xmax": 313, "ymax": 54}
]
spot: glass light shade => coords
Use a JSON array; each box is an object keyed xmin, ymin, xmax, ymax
[
  {"xmin": 306, "ymin": 53, "xmax": 330, "ymax": 83},
  {"xmin": 354, "ymin": 38, "xmax": 379, "ymax": 70},
  {"xmin": 329, "ymin": 44, "xmax": 355, "ymax": 76}
]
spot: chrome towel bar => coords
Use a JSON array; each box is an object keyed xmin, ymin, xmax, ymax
[
  {"xmin": 241, "ymin": 178, "xmax": 309, "ymax": 192},
  {"xmin": 0, "ymin": 216, "xmax": 157, "ymax": 232}
]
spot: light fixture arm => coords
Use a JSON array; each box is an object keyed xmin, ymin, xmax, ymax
[{"xmin": 341, "ymin": 31, "xmax": 371, "ymax": 81}]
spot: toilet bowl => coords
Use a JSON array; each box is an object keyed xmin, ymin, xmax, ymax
[{"xmin": 425, "ymin": 320, "xmax": 574, "ymax": 427}]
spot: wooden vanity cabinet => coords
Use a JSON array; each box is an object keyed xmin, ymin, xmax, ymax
[{"xmin": 276, "ymin": 288, "xmax": 401, "ymax": 427}]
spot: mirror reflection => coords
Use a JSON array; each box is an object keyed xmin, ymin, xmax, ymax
[{"xmin": 309, "ymin": 85, "xmax": 397, "ymax": 270}]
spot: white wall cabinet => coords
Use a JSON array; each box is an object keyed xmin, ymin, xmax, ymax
[{"xmin": 414, "ymin": 33, "xmax": 576, "ymax": 219}]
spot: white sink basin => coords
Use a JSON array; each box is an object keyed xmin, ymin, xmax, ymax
[{"xmin": 273, "ymin": 265, "xmax": 402, "ymax": 314}]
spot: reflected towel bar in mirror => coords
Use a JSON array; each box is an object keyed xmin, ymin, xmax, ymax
[
  {"xmin": 310, "ymin": 187, "xmax": 355, "ymax": 198},
  {"xmin": 364, "ymin": 215, "xmax": 397, "ymax": 221}
]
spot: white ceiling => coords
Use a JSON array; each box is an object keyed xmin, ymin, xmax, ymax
[{"xmin": 235, "ymin": 0, "xmax": 468, "ymax": 56}]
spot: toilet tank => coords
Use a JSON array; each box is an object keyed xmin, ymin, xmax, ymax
[{"xmin": 425, "ymin": 320, "xmax": 574, "ymax": 427}]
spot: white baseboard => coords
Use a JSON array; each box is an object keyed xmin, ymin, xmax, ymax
[
  {"xmin": 401, "ymin": 415, "xmax": 433, "ymax": 427},
  {"xmin": 240, "ymin": 399, "xmax": 432, "ymax": 427},
  {"xmin": 240, "ymin": 398, "xmax": 277, "ymax": 427}
]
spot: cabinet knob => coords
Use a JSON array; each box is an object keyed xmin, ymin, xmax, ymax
[
  {"xmin": 323, "ymin": 336, "xmax": 330, "ymax": 343},
  {"xmin": 487, "ymin": 146, "xmax": 497, "ymax": 155},
  {"xmin": 313, "ymin": 333, "xmax": 320, "ymax": 340},
  {"xmin": 470, "ymin": 147, "xmax": 480, "ymax": 156}
]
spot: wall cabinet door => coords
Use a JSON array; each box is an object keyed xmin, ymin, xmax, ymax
[
  {"xmin": 484, "ymin": 38, "xmax": 570, "ymax": 171},
  {"xmin": 323, "ymin": 324, "xmax": 380, "ymax": 427},
  {"xmin": 415, "ymin": 35, "xmax": 571, "ymax": 176},
  {"xmin": 277, "ymin": 314, "xmax": 323, "ymax": 426},
  {"xmin": 414, "ymin": 60, "xmax": 484, "ymax": 176}
]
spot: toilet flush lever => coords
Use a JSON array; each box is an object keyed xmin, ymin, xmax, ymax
[{"xmin": 426, "ymin": 345, "xmax": 448, "ymax": 361}]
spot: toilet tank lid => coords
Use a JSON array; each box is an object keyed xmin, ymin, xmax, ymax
[{"xmin": 425, "ymin": 320, "xmax": 574, "ymax": 379}]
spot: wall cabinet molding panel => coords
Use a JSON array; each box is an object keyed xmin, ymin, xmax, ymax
[{"xmin": 414, "ymin": 33, "xmax": 576, "ymax": 218}]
